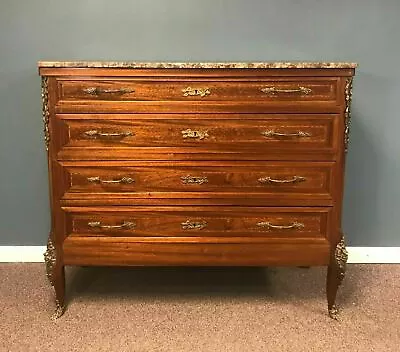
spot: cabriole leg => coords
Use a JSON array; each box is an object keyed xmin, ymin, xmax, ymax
[
  {"xmin": 44, "ymin": 235, "xmax": 66, "ymax": 319},
  {"xmin": 326, "ymin": 236, "xmax": 348, "ymax": 319}
]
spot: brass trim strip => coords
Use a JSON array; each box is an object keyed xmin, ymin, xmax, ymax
[
  {"xmin": 344, "ymin": 78, "xmax": 353, "ymax": 153},
  {"xmin": 41, "ymin": 77, "xmax": 50, "ymax": 151}
]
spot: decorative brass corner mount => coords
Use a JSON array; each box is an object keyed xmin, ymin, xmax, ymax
[
  {"xmin": 44, "ymin": 236, "xmax": 56, "ymax": 286},
  {"xmin": 344, "ymin": 78, "xmax": 353, "ymax": 153},
  {"xmin": 41, "ymin": 77, "xmax": 50, "ymax": 151},
  {"xmin": 335, "ymin": 236, "xmax": 348, "ymax": 284},
  {"xmin": 44, "ymin": 236, "xmax": 65, "ymax": 319}
]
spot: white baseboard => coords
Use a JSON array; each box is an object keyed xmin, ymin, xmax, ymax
[
  {"xmin": 0, "ymin": 246, "xmax": 399, "ymax": 263},
  {"xmin": 0, "ymin": 246, "xmax": 47, "ymax": 263},
  {"xmin": 346, "ymin": 247, "xmax": 400, "ymax": 263}
]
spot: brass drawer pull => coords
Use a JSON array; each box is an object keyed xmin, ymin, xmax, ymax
[
  {"xmin": 181, "ymin": 128, "xmax": 209, "ymax": 140},
  {"xmin": 261, "ymin": 86, "xmax": 312, "ymax": 95},
  {"xmin": 181, "ymin": 220, "xmax": 208, "ymax": 230},
  {"xmin": 261, "ymin": 130, "xmax": 311, "ymax": 138},
  {"xmin": 182, "ymin": 87, "xmax": 211, "ymax": 97},
  {"xmin": 87, "ymin": 176, "xmax": 135, "ymax": 184},
  {"xmin": 84, "ymin": 130, "xmax": 133, "ymax": 138},
  {"xmin": 88, "ymin": 221, "xmax": 136, "ymax": 230},
  {"xmin": 257, "ymin": 221, "xmax": 304, "ymax": 230},
  {"xmin": 83, "ymin": 87, "xmax": 134, "ymax": 95},
  {"xmin": 181, "ymin": 175, "xmax": 208, "ymax": 185},
  {"xmin": 258, "ymin": 176, "xmax": 306, "ymax": 184}
]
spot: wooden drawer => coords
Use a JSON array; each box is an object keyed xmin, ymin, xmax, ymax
[
  {"xmin": 63, "ymin": 237, "xmax": 330, "ymax": 266},
  {"xmin": 55, "ymin": 114, "xmax": 338, "ymax": 159},
  {"xmin": 64, "ymin": 206, "xmax": 330, "ymax": 240},
  {"xmin": 58, "ymin": 78, "xmax": 338, "ymax": 103},
  {"xmin": 58, "ymin": 161, "xmax": 334, "ymax": 203},
  {"xmin": 63, "ymin": 237, "xmax": 331, "ymax": 266}
]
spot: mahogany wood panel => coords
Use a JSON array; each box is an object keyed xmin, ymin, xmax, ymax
[
  {"xmin": 57, "ymin": 161, "xmax": 334, "ymax": 202},
  {"xmin": 55, "ymin": 114, "xmax": 337, "ymax": 153},
  {"xmin": 63, "ymin": 237, "xmax": 330, "ymax": 266},
  {"xmin": 58, "ymin": 77, "xmax": 338, "ymax": 103},
  {"xmin": 63, "ymin": 206, "xmax": 330, "ymax": 240}
]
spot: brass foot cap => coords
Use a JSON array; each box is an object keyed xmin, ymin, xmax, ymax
[
  {"xmin": 51, "ymin": 303, "xmax": 65, "ymax": 320},
  {"xmin": 328, "ymin": 305, "xmax": 339, "ymax": 320}
]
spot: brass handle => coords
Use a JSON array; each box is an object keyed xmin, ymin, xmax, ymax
[
  {"xmin": 181, "ymin": 220, "xmax": 208, "ymax": 230},
  {"xmin": 84, "ymin": 130, "xmax": 133, "ymax": 138},
  {"xmin": 83, "ymin": 87, "xmax": 134, "ymax": 95},
  {"xmin": 261, "ymin": 86, "xmax": 312, "ymax": 95},
  {"xmin": 87, "ymin": 176, "xmax": 135, "ymax": 184},
  {"xmin": 182, "ymin": 87, "xmax": 211, "ymax": 97},
  {"xmin": 88, "ymin": 221, "xmax": 136, "ymax": 230},
  {"xmin": 181, "ymin": 129, "xmax": 209, "ymax": 140},
  {"xmin": 258, "ymin": 176, "xmax": 306, "ymax": 184},
  {"xmin": 261, "ymin": 130, "xmax": 311, "ymax": 138},
  {"xmin": 257, "ymin": 221, "xmax": 304, "ymax": 230},
  {"xmin": 181, "ymin": 175, "xmax": 209, "ymax": 185}
]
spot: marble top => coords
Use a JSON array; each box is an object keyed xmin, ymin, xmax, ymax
[{"xmin": 38, "ymin": 61, "xmax": 357, "ymax": 69}]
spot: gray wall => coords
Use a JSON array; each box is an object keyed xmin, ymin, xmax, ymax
[{"xmin": 0, "ymin": 0, "xmax": 399, "ymax": 246}]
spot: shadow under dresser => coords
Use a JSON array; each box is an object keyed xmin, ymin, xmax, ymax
[{"xmin": 38, "ymin": 61, "xmax": 356, "ymax": 319}]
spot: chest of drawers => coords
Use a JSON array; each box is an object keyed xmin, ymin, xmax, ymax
[{"xmin": 39, "ymin": 61, "xmax": 356, "ymax": 319}]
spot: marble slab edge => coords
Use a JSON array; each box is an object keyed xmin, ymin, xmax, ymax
[{"xmin": 38, "ymin": 61, "xmax": 357, "ymax": 69}]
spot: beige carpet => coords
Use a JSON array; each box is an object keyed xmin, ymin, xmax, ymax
[{"xmin": 0, "ymin": 264, "xmax": 399, "ymax": 352}]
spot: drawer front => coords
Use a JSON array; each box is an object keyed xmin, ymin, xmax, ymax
[
  {"xmin": 58, "ymin": 78, "xmax": 338, "ymax": 103},
  {"xmin": 56, "ymin": 114, "xmax": 338, "ymax": 156},
  {"xmin": 65, "ymin": 207, "xmax": 330, "ymax": 239},
  {"xmin": 63, "ymin": 238, "xmax": 331, "ymax": 266},
  {"xmin": 59, "ymin": 162, "xmax": 333, "ymax": 201}
]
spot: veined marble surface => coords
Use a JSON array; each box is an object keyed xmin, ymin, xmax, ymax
[{"xmin": 38, "ymin": 61, "xmax": 357, "ymax": 69}]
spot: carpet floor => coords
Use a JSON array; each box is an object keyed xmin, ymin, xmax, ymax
[{"xmin": 0, "ymin": 264, "xmax": 399, "ymax": 352}]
